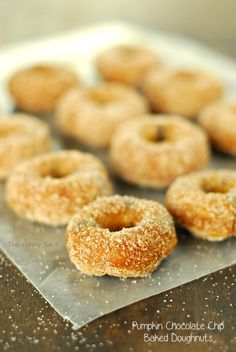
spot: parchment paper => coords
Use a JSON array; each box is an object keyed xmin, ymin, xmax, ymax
[{"xmin": 0, "ymin": 22, "xmax": 235, "ymax": 329}]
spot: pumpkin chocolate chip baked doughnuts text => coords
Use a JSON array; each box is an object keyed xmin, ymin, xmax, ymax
[
  {"xmin": 142, "ymin": 67, "xmax": 223, "ymax": 118},
  {"xmin": 66, "ymin": 195, "xmax": 177, "ymax": 277},
  {"xmin": 56, "ymin": 82, "xmax": 148, "ymax": 149},
  {"xmin": 110, "ymin": 115, "xmax": 210, "ymax": 188},
  {"xmin": 97, "ymin": 45, "xmax": 160, "ymax": 86},
  {"xmin": 0, "ymin": 114, "xmax": 51, "ymax": 180},
  {"xmin": 6, "ymin": 150, "xmax": 112, "ymax": 226},
  {"xmin": 8, "ymin": 64, "xmax": 79, "ymax": 114},
  {"xmin": 166, "ymin": 170, "xmax": 236, "ymax": 241},
  {"xmin": 199, "ymin": 101, "xmax": 236, "ymax": 156}
]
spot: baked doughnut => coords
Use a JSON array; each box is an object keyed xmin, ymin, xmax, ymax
[
  {"xmin": 8, "ymin": 64, "xmax": 79, "ymax": 114},
  {"xmin": 199, "ymin": 101, "xmax": 236, "ymax": 155},
  {"xmin": 166, "ymin": 169, "xmax": 236, "ymax": 241},
  {"xmin": 66, "ymin": 195, "xmax": 177, "ymax": 277},
  {"xmin": 110, "ymin": 115, "xmax": 210, "ymax": 188},
  {"xmin": 56, "ymin": 82, "xmax": 148, "ymax": 148},
  {"xmin": 97, "ymin": 45, "xmax": 160, "ymax": 86},
  {"xmin": 142, "ymin": 67, "xmax": 223, "ymax": 118},
  {"xmin": 0, "ymin": 113, "xmax": 51, "ymax": 180},
  {"xmin": 6, "ymin": 150, "xmax": 112, "ymax": 226}
]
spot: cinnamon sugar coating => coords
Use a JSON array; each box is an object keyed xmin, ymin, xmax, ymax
[
  {"xmin": 66, "ymin": 195, "xmax": 177, "ymax": 277},
  {"xmin": 166, "ymin": 169, "xmax": 236, "ymax": 241},
  {"xmin": 199, "ymin": 101, "xmax": 236, "ymax": 155},
  {"xmin": 56, "ymin": 82, "xmax": 148, "ymax": 149},
  {"xmin": 9, "ymin": 64, "xmax": 79, "ymax": 113},
  {"xmin": 97, "ymin": 45, "xmax": 160, "ymax": 86},
  {"xmin": 0, "ymin": 114, "xmax": 51, "ymax": 180},
  {"xmin": 110, "ymin": 115, "xmax": 210, "ymax": 188},
  {"xmin": 6, "ymin": 150, "xmax": 112, "ymax": 226},
  {"xmin": 143, "ymin": 67, "xmax": 223, "ymax": 118}
]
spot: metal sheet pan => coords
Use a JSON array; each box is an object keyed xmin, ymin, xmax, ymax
[{"xmin": 0, "ymin": 22, "xmax": 235, "ymax": 329}]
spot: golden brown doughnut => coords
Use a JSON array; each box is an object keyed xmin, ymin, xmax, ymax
[
  {"xmin": 8, "ymin": 64, "xmax": 79, "ymax": 114},
  {"xmin": 56, "ymin": 82, "xmax": 148, "ymax": 149},
  {"xmin": 97, "ymin": 45, "xmax": 160, "ymax": 86},
  {"xmin": 199, "ymin": 101, "xmax": 236, "ymax": 156},
  {"xmin": 66, "ymin": 195, "xmax": 177, "ymax": 277},
  {"xmin": 142, "ymin": 67, "xmax": 223, "ymax": 118},
  {"xmin": 6, "ymin": 150, "xmax": 112, "ymax": 226},
  {"xmin": 110, "ymin": 115, "xmax": 210, "ymax": 188},
  {"xmin": 0, "ymin": 113, "xmax": 51, "ymax": 180},
  {"xmin": 166, "ymin": 169, "xmax": 236, "ymax": 241}
]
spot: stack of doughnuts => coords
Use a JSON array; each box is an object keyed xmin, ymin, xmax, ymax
[{"xmin": 3, "ymin": 40, "xmax": 235, "ymax": 278}]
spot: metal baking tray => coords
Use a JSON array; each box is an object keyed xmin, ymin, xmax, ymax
[{"xmin": 0, "ymin": 22, "xmax": 235, "ymax": 329}]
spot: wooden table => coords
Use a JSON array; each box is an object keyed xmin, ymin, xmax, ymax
[{"xmin": 0, "ymin": 250, "xmax": 235, "ymax": 352}]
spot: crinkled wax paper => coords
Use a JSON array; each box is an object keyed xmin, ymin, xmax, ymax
[{"xmin": 0, "ymin": 23, "xmax": 235, "ymax": 328}]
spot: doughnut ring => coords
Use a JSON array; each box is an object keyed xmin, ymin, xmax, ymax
[
  {"xmin": 6, "ymin": 150, "xmax": 112, "ymax": 226},
  {"xmin": 66, "ymin": 195, "xmax": 177, "ymax": 277},
  {"xmin": 97, "ymin": 45, "xmax": 160, "ymax": 86},
  {"xmin": 8, "ymin": 64, "xmax": 79, "ymax": 114},
  {"xmin": 0, "ymin": 113, "xmax": 51, "ymax": 180},
  {"xmin": 166, "ymin": 169, "xmax": 236, "ymax": 241},
  {"xmin": 56, "ymin": 82, "xmax": 148, "ymax": 149},
  {"xmin": 143, "ymin": 67, "xmax": 223, "ymax": 118},
  {"xmin": 110, "ymin": 115, "xmax": 210, "ymax": 188},
  {"xmin": 199, "ymin": 101, "xmax": 236, "ymax": 156}
]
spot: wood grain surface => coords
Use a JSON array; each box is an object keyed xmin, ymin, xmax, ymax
[{"xmin": 0, "ymin": 251, "xmax": 235, "ymax": 352}]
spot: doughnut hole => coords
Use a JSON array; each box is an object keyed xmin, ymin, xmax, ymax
[
  {"xmin": 173, "ymin": 70, "xmax": 198, "ymax": 82},
  {"xmin": 140, "ymin": 121, "xmax": 189, "ymax": 145},
  {"xmin": 32, "ymin": 65, "xmax": 55, "ymax": 76},
  {"xmin": 201, "ymin": 177, "xmax": 234, "ymax": 194},
  {"xmin": 88, "ymin": 88, "xmax": 118, "ymax": 106},
  {"xmin": 118, "ymin": 46, "xmax": 139, "ymax": 58},
  {"xmin": 96, "ymin": 210, "xmax": 142, "ymax": 232},
  {"xmin": 141, "ymin": 123, "xmax": 175, "ymax": 144},
  {"xmin": 30, "ymin": 65, "xmax": 70, "ymax": 81},
  {"xmin": 144, "ymin": 126, "xmax": 168, "ymax": 143},
  {"xmin": 38, "ymin": 159, "xmax": 78, "ymax": 179}
]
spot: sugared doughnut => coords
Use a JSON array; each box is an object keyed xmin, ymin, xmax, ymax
[
  {"xmin": 199, "ymin": 101, "xmax": 236, "ymax": 156},
  {"xmin": 142, "ymin": 67, "xmax": 223, "ymax": 118},
  {"xmin": 110, "ymin": 115, "xmax": 210, "ymax": 188},
  {"xmin": 8, "ymin": 64, "xmax": 79, "ymax": 114},
  {"xmin": 166, "ymin": 169, "xmax": 236, "ymax": 241},
  {"xmin": 66, "ymin": 195, "xmax": 177, "ymax": 277},
  {"xmin": 56, "ymin": 82, "xmax": 148, "ymax": 149},
  {"xmin": 0, "ymin": 114, "xmax": 51, "ymax": 180},
  {"xmin": 6, "ymin": 150, "xmax": 112, "ymax": 226},
  {"xmin": 97, "ymin": 45, "xmax": 160, "ymax": 86}
]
